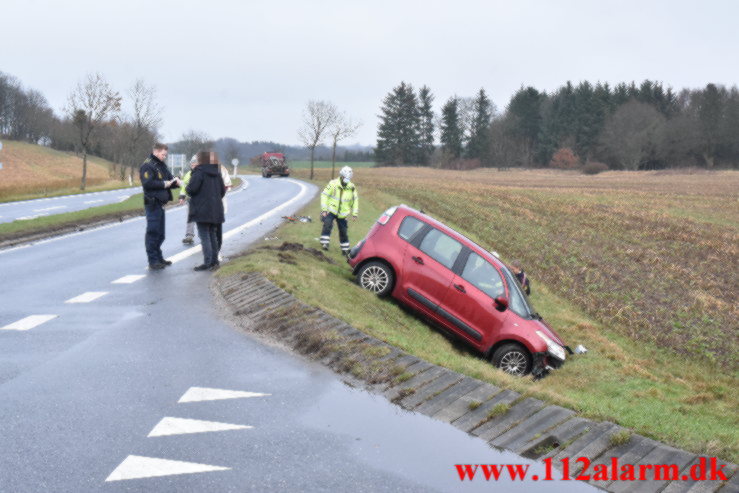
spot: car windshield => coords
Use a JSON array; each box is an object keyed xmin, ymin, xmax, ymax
[{"xmin": 500, "ymin": 264, "xmax": 537, "ymax": 319}]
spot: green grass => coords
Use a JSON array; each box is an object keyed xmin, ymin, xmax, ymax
[
  {"xmin": 219, "ymin": 179, "xmax": 738, "ymax": 463},
  {"xmin": 0, "ymin": 182, "xmax": 138, "ymax": 204},
  {"xmin": 0, "ymin": 193, "xmax": 145, "ymax": 238}
]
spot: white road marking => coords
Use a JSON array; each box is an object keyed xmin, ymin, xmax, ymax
[
  {"xmin": 148, "ymin": 417, "xmax": 252, "ymax": 437},
  {"xmin": 83, "ymin": 199, "xmax": 104, "ymax": 204},
  {"xmin": 105, "ymin": 455, "xmax": 230, "ymax": 482},
  {"xmin": 33, "ymin": 206, "xmax": 66, "ymax": 212},
  {"xmin": 166, "ymin": 179, "xmax": 307, "ymax": 264},
  {"xmin": 178, "ymin": 387, "xmax": 270, "ymax": 403},
  {"xmin": 65, "ymin": 291, "xmax": 108, "ymax": 303},
  {"xmin": 0, "ymin": 314, "xmax": 58, "ymax": 331},
  {"xmin": 112, "ymin": 275, "xmax": 145, "ymax": 284}
]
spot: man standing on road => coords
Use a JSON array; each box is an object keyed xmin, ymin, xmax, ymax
[
  {"xmin": 320, "ymin": 166, "xmax": 358, "ymax": 256},
  {"xmin": 140, "ymin": 143, "xmax": 180, "ymax": 270},
  {"xmin": 186, "ymin": 151, "xmax": 225, "ymax": 271}
]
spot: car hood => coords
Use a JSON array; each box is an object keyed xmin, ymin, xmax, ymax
[{"xmin": 533, "ymin": 319, "xmax": 566, "ymax": 347}]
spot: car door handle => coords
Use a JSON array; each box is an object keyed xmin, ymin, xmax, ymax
[
  {"xmin": 454, "ymin": 283, "xmax": 466, "ymax": 293},
  {"xmin": 412, "ymin": 256, "xmax": 424, "ymax": 265}
]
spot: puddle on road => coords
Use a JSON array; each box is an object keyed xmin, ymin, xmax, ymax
[{"xmin": 300, "ymin": 380, "xmax": 597, "ymax": 492}]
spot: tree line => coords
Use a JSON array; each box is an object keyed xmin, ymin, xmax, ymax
[
  {"xmin": 0, "ymin": 70, "xmax": 161, "ymax": 189},
  {"xmin": 375, "ymin": 80, "xmax": 739, "ymax": 170}
]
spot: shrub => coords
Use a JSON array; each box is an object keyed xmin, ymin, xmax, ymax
[
  {"xmin": 581, "ymin": 161, "xmax": 609, "ymax": 175},
  {"xmin": 549, "ymin": 148, "xmax": 581, "ymax": 169}
]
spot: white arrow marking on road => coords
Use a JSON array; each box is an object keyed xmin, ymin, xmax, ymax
[
  {"xmin": 105, "ymin": 455, "xmax": 230, "ymax": 482},
  {"xmin": 148, "ymin": 417, "xmax": 252, "ymax": 437},
  {"xmin": 112, "ymin": 274, "xmax": 145, "ymax": 284},
  {"xmin": 65, "ymin": 291, "xmax": 108, "ymax": 303},
  {"xmin": 178, "ymin": 387, "xmax": 270, "ymax": 403},
  {"xmin": 1, "ymin": 314, "xmax": 58, "ymax": 331}
]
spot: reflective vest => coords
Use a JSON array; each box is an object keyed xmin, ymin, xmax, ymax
[{"xmin": 321, "ymin": 178, "xmax": 358, "ymax": 219}]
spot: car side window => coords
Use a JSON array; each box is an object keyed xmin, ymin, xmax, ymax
[
  {"xmin": 461, "ymin": 252, "xmax": 504, "ymax": 299},
  {"xmin": 398, "ymin": 216, "xmax": 424, "ymax": 242},
  {"xmin": 418, "ymin": 228, "xmax": 462, "ymax": 269}
]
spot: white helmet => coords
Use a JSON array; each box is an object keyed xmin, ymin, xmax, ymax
[{"xmin": 339, "ymin": 166, "xmax": 353, "ymax": 181}]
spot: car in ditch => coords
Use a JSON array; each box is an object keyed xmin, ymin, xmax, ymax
[{"xmin": 347, "ymin": 205, "xmax": 571, "ymax": 378}]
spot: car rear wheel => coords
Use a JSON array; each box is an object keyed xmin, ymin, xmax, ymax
[
  {"xmin": 491, "ymin": 343, "xmax": 532, "ymax": 376},
  {"xmin": 357, "ymin": 261, "xmax": 394, "ymax": 297}
]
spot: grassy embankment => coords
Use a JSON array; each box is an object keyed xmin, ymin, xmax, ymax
[
  {"xmin": 220, "ymin": 167, "xmax": 738, "ymax": 462},
  {"xmin": 0, "ymin": 140, "xmax": 135, "ymax": 203}
]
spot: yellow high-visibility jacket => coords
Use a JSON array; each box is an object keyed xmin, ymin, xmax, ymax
[{"xmin": 321, "ymin": 178, "xmax": 358, "ymax": 219}]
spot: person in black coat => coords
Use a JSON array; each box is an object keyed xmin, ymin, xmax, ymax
[
  {"xmin": 140, "ymin": 143, "xmax": 181, "ymax": 270},
  {"xmin": 186, "ymin": 151, "xmax": 225, "ymax": 271}
]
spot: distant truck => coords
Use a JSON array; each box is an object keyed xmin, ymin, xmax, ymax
[{"xmin": 260, "ymin": 152, "xmax": 290, "ymax": 178}]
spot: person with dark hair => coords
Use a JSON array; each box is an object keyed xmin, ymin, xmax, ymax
[
  {"xmin": 140, "ymin": 143, "xmax": 180, "ymax": 270},
  {"xmin": 186, "ymin": 151, "xmax": 225, "ymax": 271},
  {"xmin": 510, "ymin": 260, "xmax": 531, "ymax": 295}
]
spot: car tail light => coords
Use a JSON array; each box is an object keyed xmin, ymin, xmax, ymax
[{"xmin": 377, "ymin": 206, "xmax": 398, "ymax": 225}]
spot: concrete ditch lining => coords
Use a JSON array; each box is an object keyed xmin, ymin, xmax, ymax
[{"xmin": 216, "ymin": 272, "xmax": 737, "ymax": 493}]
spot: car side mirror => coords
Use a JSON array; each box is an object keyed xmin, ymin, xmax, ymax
[{"xmin": 494, "ymin": 296, "xmax": 508, "ymax": 312}]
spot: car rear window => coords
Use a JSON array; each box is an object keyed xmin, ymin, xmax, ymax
[
  {"xmin": 419, "ymin": 228, "xmax": 463, "ymax": 269},
  {"xmin": 461, "ymin": 252, "xmax": 504, "ymax": 299},
  {"xmin": 398, "ymin": 216, "xmax": 425, "ymax": 241}
]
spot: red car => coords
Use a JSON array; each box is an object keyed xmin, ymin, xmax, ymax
[{"xmin": 347, "ymin": 205, "xmax": 571, "ymax": 377}]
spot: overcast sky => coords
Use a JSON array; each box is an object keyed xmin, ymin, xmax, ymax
[{"xmin": 2, "ymin": 0, "xmax": 738, "ymax": 146}]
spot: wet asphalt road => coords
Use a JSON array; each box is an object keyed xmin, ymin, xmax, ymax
[
  {"xmin": 0, "ymin": 187, "xmax": 140, "ymax": 224},
  {"xmin": 0, "ymin": 176, "xmax": 595, "ymax": 492}
]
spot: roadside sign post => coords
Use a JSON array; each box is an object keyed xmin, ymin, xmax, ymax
[
  {"xmin": 0, "ymin": 140, "xmax": 3, "ymax": 170},
  {"xmin": 231, "ymin": 158, "xmax": 239, "ymax": 177}
]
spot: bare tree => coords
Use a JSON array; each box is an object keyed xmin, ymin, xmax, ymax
[
  {"xmin": 298, "ymin": 100, "xmax": 338, "ymax": 179},
  {"xmin": 599, "ymin": 100, "xmax": 665, "ymax": 170},
  {"xmin": 329, "ymin": 112, "xmax": 361, "ymax": 178},
  {"xmin": 123, "ymin": 79, "xmax": 162, "ymax": 181},
  {"xmin": 66, "ymin": 73, "xmax": 122, "ymax": 189},
  {"xmin": 176, "ymin": 130, "xmax": 213, "ymax": 159}
]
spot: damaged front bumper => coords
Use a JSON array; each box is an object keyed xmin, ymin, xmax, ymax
[{"xmin": 532, "ymin": 345, "xmax": 574, "ymax": 379}]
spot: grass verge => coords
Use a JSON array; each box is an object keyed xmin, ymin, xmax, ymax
[{"xmin": 219, "ymin": 170, "xmax": 738, "ymax": 463}]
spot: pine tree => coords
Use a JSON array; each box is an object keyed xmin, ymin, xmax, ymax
[
  {"xmin": 465, "ymin": 88, "xmax": 493, "ymax": 163},
  {"xmin": 507, "ymin": 87, "xmax": 544, "ymax": 165},
  {"xmin": 440, "ymin": 97, "xmax": 463, "ymax": 160},
  {"xmin": 417, "ymin": 85, "xmax": 435, "ymax": 165},
  {"xmin": 375, "ymin": 82, "xmax": 421, "ymax": 165}
]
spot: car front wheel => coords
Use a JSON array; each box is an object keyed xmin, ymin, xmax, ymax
[
  {"xmin": 491, "ymin": 343, "xmax": 532, "ymax": 376},
  {"xmin": 357, "ymin": 261, "xmax": 394, "ymax": 297}
]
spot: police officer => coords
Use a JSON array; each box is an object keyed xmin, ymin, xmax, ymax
[
  {"xmin": 320, "ymin": 166, "xmax": 358, "ymax": 255},
  {"xmin": 140, "ymin": 143, "xmax": 180, "ymax": 270}
]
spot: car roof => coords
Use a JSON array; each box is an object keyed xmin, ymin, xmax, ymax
[{"xmin": 395, "ymin": 204, "xmax": 504, "ymax": 269}]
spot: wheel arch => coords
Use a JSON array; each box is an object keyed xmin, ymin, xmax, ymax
[{"xmin": 485, "ymin": 338, "xmax": 532, "ymax": 360}]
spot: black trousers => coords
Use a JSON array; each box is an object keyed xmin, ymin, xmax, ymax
[
  {"xmin": 144, "ymin": 202, "xmax": 165, "ymax": 265},
  {"xmin": 320, "ymin": 213, "xmax": 349, "ymax": 252},
  {"xmin": 196, "ymin": 222, "xmax": 219, "ymax": 266}
]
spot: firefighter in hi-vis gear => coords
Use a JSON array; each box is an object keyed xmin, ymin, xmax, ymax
[{"xmin": 320, "ymin": 166, "xmax": 358, "ymax": 255}]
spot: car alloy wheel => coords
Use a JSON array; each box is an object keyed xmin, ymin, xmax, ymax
[
  {"xmin": 492, "ymin": 343, "xmax": 532, "ymax": 376},
  {"xmin": 357, "ymin": 261, "xmax": 394, "ymax": 297}
]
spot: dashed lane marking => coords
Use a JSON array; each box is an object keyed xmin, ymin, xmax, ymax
[
  {"xmin": 83, "ymin": 199, "xmax": 104, "ymax": 204},
  {"xmin": 178, "ymin": 387, "xmax": 270, "ymax": 403},
  {"xmin": 33, "ymin": 206, "xmax": 67, "ymax": 212},
  {"xmin": 65, "ymin": 291, "xmax": 108, "ymax": 303},
  {"xmin": 112, "ymin": 275, "xmax": 145, "ymax": 284},
  {"xmin": 105, "ymin": 455, "xmax": 230, "ymax": 482},
  {"xmin": 0, "ymin": 314, "xmax": 58, "ymax": 331},
  {"xmin": 148, "ymin": 417, "xmax": 252, "ymax": 437}
]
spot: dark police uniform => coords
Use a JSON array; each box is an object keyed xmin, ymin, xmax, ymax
[{"xmin": 140, "ymin": 154, "xmax": 177, "ymax": 267}]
